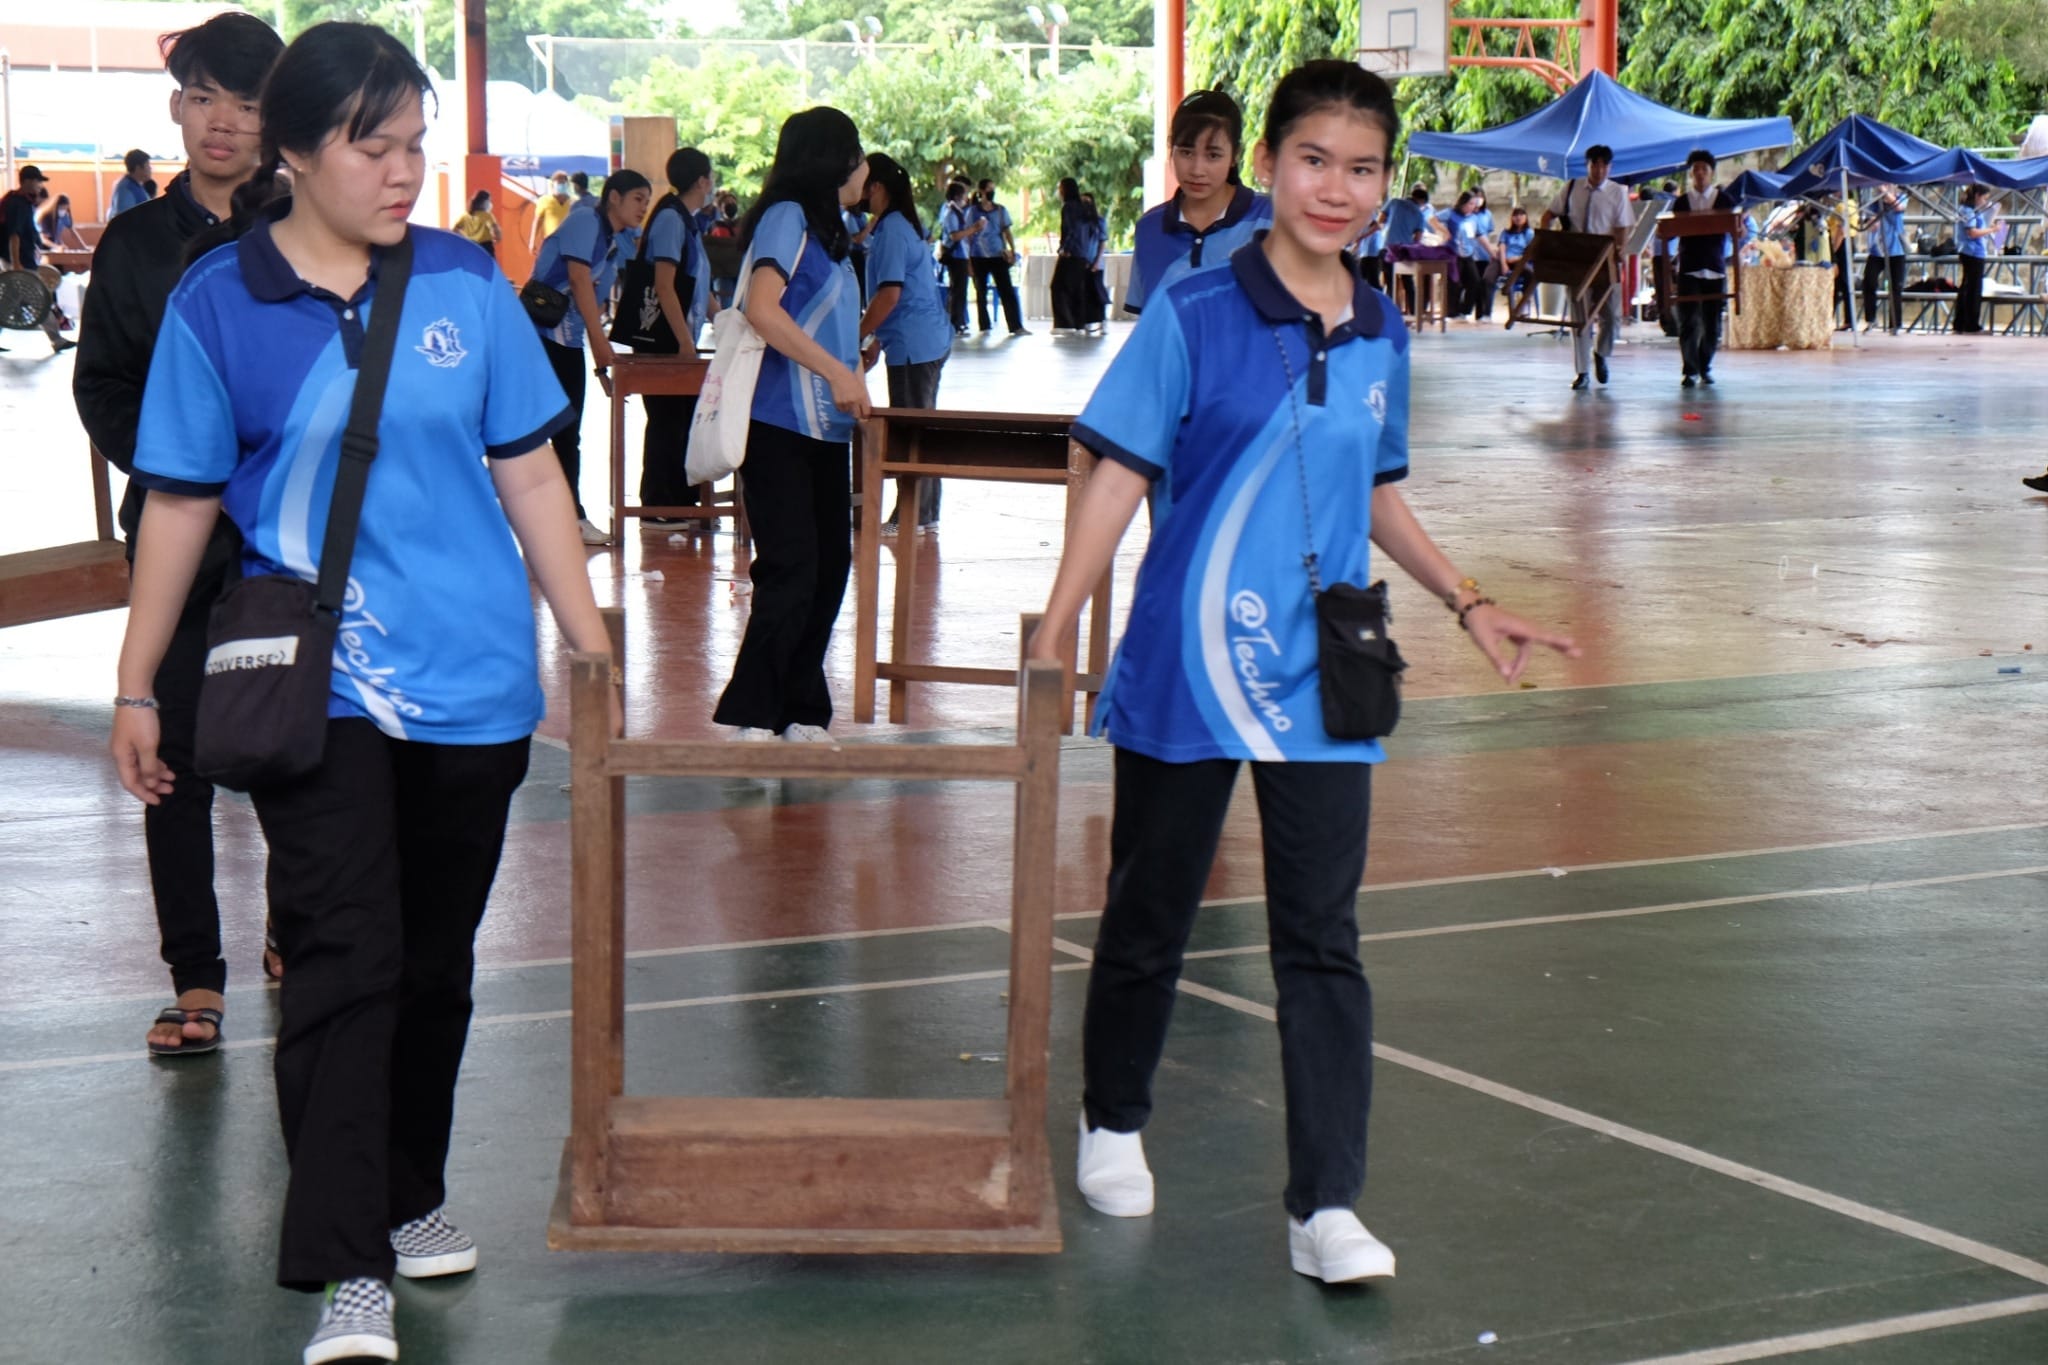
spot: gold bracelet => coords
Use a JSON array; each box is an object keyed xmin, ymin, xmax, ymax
[
  {"xmin": 1442, "ymin": 577, "xmax": 1480, "ymax": 611},
  {"xmin": 610, "ymin": 665, "xmax": 625, "ymax": 688}
]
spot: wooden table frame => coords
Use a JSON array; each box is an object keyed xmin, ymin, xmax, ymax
[
  {"xmin": 1653, "ymin": 210, "xmax": 1746, "ymax": 312},
  {"xmin": 1390, "ymin": 257, "xmax": 1451, "ymax": 332},
  {"xmin": 852, "ymin": 409, "xmax": 1111, "ymax": 728},
  {"xmin": 605, "ymin": 354, "xmax": 749, "ymax": 543},
  {"xmin": 0, "ymin": 445, "xmax": 127, "ymax": 629},
  {"xmin": 548, "ymin": 607, "xmax": 1064, "ymax": 1255},
  {"xmin": 1504, "ymin": 230, "xmax": 1620, "ymax": 331}
]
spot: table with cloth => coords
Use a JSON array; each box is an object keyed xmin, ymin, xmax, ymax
[
  {"xmin": 1726, "ymin": 263, "xmax": 1835, "ymax": 350},
  {"xmin": 1022, "ymin": 252, "xmax": 1133, "ymax": 320}
]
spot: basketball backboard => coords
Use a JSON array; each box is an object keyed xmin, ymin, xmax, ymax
[{"xmin": 1357, "ymin": 0, "xmax": 1449, "ymax": 80}]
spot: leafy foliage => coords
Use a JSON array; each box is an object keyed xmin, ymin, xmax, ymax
[
  {"xmin": 731, "ymin": 0, "xmax": 1148, "ymax": 47},
  {"xmin": 833, "ymin": 33, "xmax": 1033, "ymax": 191},
  {"xmin": 1019, "ymin": 47, "xmax": 1154, "ymax": 239},
  {"xmin": 1931, "ymin": 0, "xmax": 2048, "ymax": 84},
  {"xmin": 611, "ymin": 50, "xmax": 807, "ymax": 202},
  {"xmin": 262, "ymin": 0, "xmax": 661, "ymax": 91}
]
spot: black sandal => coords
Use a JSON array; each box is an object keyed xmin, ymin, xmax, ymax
[{"xmin": 147, "ymin": 1007, "xmax": 224, "ymax": 1058}]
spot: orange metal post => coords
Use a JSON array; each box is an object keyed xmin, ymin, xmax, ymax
[
  {"xmin": 1583, "ymin": 0, "xmax": 1618, "ymax": 76},
  {"xmin": 460, "ymin": 1, "xmax": 503, "ymax": 250}
]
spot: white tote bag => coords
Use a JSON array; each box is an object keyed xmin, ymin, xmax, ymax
[{"xmin": 685, "ymin": 234, "xmax": 805, "ymax": 486}]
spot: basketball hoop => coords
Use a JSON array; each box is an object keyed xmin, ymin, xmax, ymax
[{"xmin": 1355, "ymin": 46, "xmax": 1413, "ymax": 78}]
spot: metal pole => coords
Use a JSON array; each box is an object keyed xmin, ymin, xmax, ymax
[
  {"xmin": 1, "ymin": 50, "xmax": 14, "ymax": 194},
  {"xmin": 1842, "ymin": 168, "xmax": 1860, "ymax": 348}
]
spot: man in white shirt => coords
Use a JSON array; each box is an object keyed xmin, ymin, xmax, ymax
[{"xmin": 1540, "ymin": 144, "xmax": 1631, "ymax": 391}]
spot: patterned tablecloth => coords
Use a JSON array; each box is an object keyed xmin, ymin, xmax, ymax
[{"xmin": 1726, "ymin": 264, "xmax": 1835, "ymax": 350}]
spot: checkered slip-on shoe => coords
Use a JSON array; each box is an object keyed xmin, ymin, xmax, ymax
[
  {"xmin": 390, "ymin": 1207, "xmax": 478, "ymax": 1278},
  {"xmin": 303, "ymin": 1277, "xmax": 396, "ymax": 1364}
]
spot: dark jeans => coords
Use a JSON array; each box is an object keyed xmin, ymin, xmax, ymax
[
  {"xmin": 1860, "ymin": 253, "xmax": 1905, "ymax": 331},
  {"xmin": 1083, "ymin": 748, "xmax": 1374, "ymax": 1220},
  {"xmin": 1357, "ymin": 256, "xmax": 1384, "ymax": 292},
  {"xmin": 543, "ymin": 338, "xmax": 589, "ymax": 518},
  {"xmin": 970, "ymin": 256, "xmax": 1025, "ymax": 332},
  {"xmin": 640, "ymin": 392, "xmax": 701, "ymax": 510},
  {"xmin": 885, "ymin": 359, "xmax": 945, "ymax": 525},
  {"xmin": 1832, "ymin": 242, "xmax": 1852, "ymax": 328},
  {"xmin": 1677, "ymin": 296, "xmax": 1725, "ymax": 378},
  {"xmin": 944, "ymin": 257, "xmax": 971, "ymax": 330},
  {"xmin": 142, "ymin": 530, "xmax": 240, "ymax": 996},
  {"xmin": 1454, "ymin": 256, "xmax": 1486, "ymax": 317},
  {"xmin": 1052, "ymin": 257, "xmax": 1103, "ymax": 329},
  {"xmin": 712, "ymin": 421, "xmax": 852, "ymax": 731},
  {"xmin": 252, "ymin": 719, "xmax": 529, "ymax": 1290},
  {"xmin": 1956, "ymin": 256, "xmax": 1987, "ymax": 333}
]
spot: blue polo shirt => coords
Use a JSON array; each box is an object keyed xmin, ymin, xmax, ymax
[
  {"xmin": 1868, "ymin": 199, "xmax": 1907, "ymax": 257},
  {"xmin": 1959, "ymin": 205, "xmax": 1993, "ymax": 259},
  {"xmin": 938, "ymin": 202, "xmax": 973, "ymax": 261},
  {"xmin": 1439, "ymin": 209, "xmax": 1469, "ymax": 257},
  {"xmin": 529, "ymin": 201, "xmax": 619, "ymax": 348},
  {"xmin": 1458, "ymin": 208, "xmax": 1495, "ymax": 257},
  {"xmin": 130, "ymin": 216, "xmax": 572, "ymax": 744},
  {"xmin": 1125, "ymin": 185, "xmax": 1271, "ymax": 315},
  {"xmin": 866, "ymin": 211, "xmax": 952, "ymax": 367},
  {"xmin": 1500, "ymin": 227, "xmax": 1534, "ymax": 262},
  {"xmin": 1072, "ymin": 236, "xmax": 1411, "ymax": 764},
  {"xmin": 744, "ymin": 200, "xmax": 861, "ymax": 443},
  {"xmin": 973, "ymin": 202, "xmax": 1012, "ymax": 258},
  {"xmin": 1382, "ymin": 198, "xmax": 1433, "ymax": 247},
  {"xmin": 645, "ymin": 200, "xmax": 711, "ymax": 337},
  {"xmin": 111, "ymin": 177, "xmax": 151, "ymax": 217}
]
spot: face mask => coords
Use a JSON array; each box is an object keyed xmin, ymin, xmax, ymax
[{"xmin": 553, "ymin": 184, "xmax": 569, "ymax": 199}]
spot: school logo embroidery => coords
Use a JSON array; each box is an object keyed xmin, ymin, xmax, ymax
[
  {"xmin": 416, "ymin": 318, "xmax": 466, "ymax": 368},
  {"xmin": 1366, "ymin": 381, "xmax": 1388, "ymax": 424}
]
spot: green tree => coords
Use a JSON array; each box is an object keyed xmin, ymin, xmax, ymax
[
  {"xmin": 1931, "ymin": 0, "xmax": 2048, "ymax": 84},
  {"xmin": 611, "ymin": 50, "xmax": 808, "ymax": 202},
  {"xmin": 731, "ymin": 0, "xmax": 1148, "ymax": 47},
  {"xmin": 1020, "ymin": 48, "xmax": 1154, "ymax": 239},
  {"xmin": 832, "ymin": 34, "xmax": 1033, "ymax": 195}
]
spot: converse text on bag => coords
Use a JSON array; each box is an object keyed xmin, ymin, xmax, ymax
[{"xmin": 205, "ymin": 636, "xmax": 300, "ymax": 675}]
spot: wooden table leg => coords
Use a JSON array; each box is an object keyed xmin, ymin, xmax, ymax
[
  {"xmin": 853, "ymin": 422, "xmax": 883, "ymax": 724},
  {"xmin": 887, "ymin": 462, "xmax": 923, "ymax": 725},
  {"xmin": 568, "ymin": 651, "xmax": 620, "ymax": 1224},
  {"xmin": 609, "ymin": 371, "xmax": 628, "ymax": 547},
  {"xmin": 1004, "ymin": 654, "xmax": 1063, "ymax": 1224}
]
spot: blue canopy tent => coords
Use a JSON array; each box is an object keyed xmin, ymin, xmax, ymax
[
  {"xmin": 1404, "ymin": 71, "xmax": 1797, "ymax": 182},
  {"xmin": 1775, "ymin": 115, "xmax": 1943, "ymax": 188},
  {"xmin": 1888, "ymin": 148, "xmax": 2048, "ymax": 191},
  {"xmin": 1725, "ymin": 169, "xmax": 1790, "ymax": 206}
]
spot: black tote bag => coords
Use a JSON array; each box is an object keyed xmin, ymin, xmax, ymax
[
  {"xmin": 609, "ymin": 198, "xmax": 692, "ymax": 353},
  {"xmin": 192, "ymin": 233, "xmax": 414, "ymax": 791}
]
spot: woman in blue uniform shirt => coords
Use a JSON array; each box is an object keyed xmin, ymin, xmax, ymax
[
  {"xmin": 108, "ymin": 24, "xmax": 617, "ymax": 1362},
  {"xmin": 1954, "ymin": 183, "xmax": 1998, "ymax": 335},
  {"xmin": 711, "ymin": 107, "xmax": 871, "ymax": 743},
  {"xmin": 1052, "ymin": 178, "xmax": 1108, "ymax": 334},
  {"xmin": 1498, "ymin": 204, "xmax": 1534, "ymax": 320},
  {"xmin": 1125, "ymin": 89, "xmax": 1273, "ymax": 316},
  {"xmin": 857, "ymin": 152, "xmax": 953, "ymax": 531},
  {"xmin": 638, "ymin": 146, "xmax": 717, "ymax": 517},
  {"xmin": 1028, "ymin": 59, "xmax": 1577, "ymax": 1287}
]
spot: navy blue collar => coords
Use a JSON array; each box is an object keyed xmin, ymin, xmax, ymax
[
  {"xmin": 1164, "ymin": 184, "xmax": 1257, "ymax": 238},
  {"xmin": 166, "ymin": 172, "xmax": 220, "ymax": 230},
  {"xmin": 1229, "ymin": 232, "xmax": 1384, "ymax": 343},
  {"xmin": 239, "ymin": 197, "xmax": 386, "ymax": 305}
]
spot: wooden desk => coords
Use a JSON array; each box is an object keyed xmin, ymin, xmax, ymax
[
  {"xmin": 0, "ymin": 446, "xmax": 126, "ymax": 629},
  {"xmin": 42, "ymin": 249, "xmax": 93, "ymax": 275},
  {"xmin": 852, "ymin": 409, "xmax": 1111, "ymax": 728},
  {"xmin": 605, "ymin": 354, "xmax": 748, "ymax": 541},
  {"xmin": 1389, "ymin": 257, "xmax": 1450, "ymax": 332},
  {"xmin": 1504, "ymin": 230, "xmax": 1618, "ymax": 331}
]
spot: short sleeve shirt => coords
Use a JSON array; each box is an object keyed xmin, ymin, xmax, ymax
[
  {"xmin": 1, "ymin": 190, "xmax": 38, "ymax": 269},
  {"xmin": 533, "ymin": 193, "xmax": 574, "ymax": 241},
  {"xmin": 130, "ymin": 218, "xmax": 573, "ymax": 744},
  {"xmin": 1869, "ymin": 200, "xmax": 1907, "ymax": 257},
  {"xmin": 1126, "ymin": 186, "xmax": 1272, "ymax": 314},
  {"xmin": 1959, "ymin": 206, "xmax": 1994, "ymax": 258},
  {"xmin": 866, "ymin": 211, "xmax": 953, "ymax": 367},
  {"xmin": 645, "ymin": 202, "xmax": 710, "ymax": 336},
  {"xmin": 110, "ymin": 178, "xmax": 151, "ymax": 217},
  {"xmin": 938, "ymin": 203, "xmax": 973, "ymax": 261},
  {"xmin": 744, "ymin": 200, "xmax": 861, "ymax": 443},
  {"xmin": 1548, "ymin": 178, "xmax": 1631, "ymax": 236},
  {"xmin": 973, "ymin": 203, "xmax": 1012, "ymax": 258},
  {"xmin": 1500, "ymin": 227, "xmax": 1534, "ymax": 261},
  {"xmin": 529, "ymin": 201, "xmax": 618, "ymax": 348},
  {"xmin": 1071, "ymin": 237, "xmax": 1411, "ymax": 765}
]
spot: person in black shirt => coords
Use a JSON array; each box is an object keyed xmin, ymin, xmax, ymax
[
  {"xmin": 2, "ymin": 165, "xmax": 74, "ymax": 351},
  {"xmin": 71, "ymin": 11, "xmax": 284, "ymax": 1057}
]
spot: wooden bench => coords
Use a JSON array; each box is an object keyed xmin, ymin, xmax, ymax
[
  {"xmin": 547, "ymin": 607, "xmax": 1064, "ymax": 1255},
  {"xmin": 0, "ymin": 447, "xmax": 128, "ymax": 629}
]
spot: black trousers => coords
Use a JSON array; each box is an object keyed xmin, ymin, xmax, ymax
[
  {"xmin": 713, "ymin": 421, "xmax": 852, "ymax": 731},
  {"xmin": 885, "ymin": 360, "xmax": 945, "ymax": 525},
  {"xmin": 252, "ymin": 719, "xmax": 529, "ymax": 1290},
  {"xmin": 1677, "ymin": 296, "xmax": 1726, "ymax": 378},
  {"xmin": 1831, "ymin": 242, "xmax": 1852, "ymax": 328},
  {"xmin": 970, "ymin": 256, "xmax": 1025, "ymax": 332},
  {"xmin": 1357, "ymin": 256, "xmax": 1384, "ymax": 292},
  {"xmin": 543, "ymin": 338, "xmax": 589, "ymax": 518},
  {"xmin": 1955, "ymin": 256, "xmax": 1987, "ymax": 333},
  {"xmin": 1083, "ymin": 748, "xmax": 1374, "ymax": 1220},
  {"xmin": 141, "ymin": 530, "xmax": 240, "ymax": 996},
  {"xmin": 1860, "ymin": 253, "xmax": 1905, "ymax": 331},
  {"xmin": 1051, "ymin": 257, "xmax": 1103, "ymax": 329},
  {"xmin": 944, "ymin": 257, "xmax": 971, "ymax": 330},
  {"xmin": 1454, "ymin": 256, "xmax": 1487, "ymax": 317},
  {"xmin": 639, "ymin": 392, "xmax": 701, "ymax": 510}
]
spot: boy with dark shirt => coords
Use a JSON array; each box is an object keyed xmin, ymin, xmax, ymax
[
  {"xmin": 71, "ymin": 11, "xmax": 284, "ymax": 1057},
  {"xmin": 2, "ymin": 165, "xmax": 74, "ymax": 351}
]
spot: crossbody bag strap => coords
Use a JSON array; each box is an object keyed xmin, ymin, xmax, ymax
[
  {"xmin": 315, "ymin": 230, "xmax": 415, "ymax": 615},
  {"xmin": 1268, "ymin": 327, "xmax": 1324, "ymax": 598}
]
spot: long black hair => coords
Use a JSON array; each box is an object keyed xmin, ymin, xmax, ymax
[
  {"xmin": 864, "ymin": 152, "xmax": 923, "ymax": 238},
  {"xmin": 1261, "ymin": 59, "xmax": 1399, "ymax": 156},
  {"xmin": 1171, "ymin": 89, "xmax": 1245, "ymax": 187},
  {"xmin": 185, "ymin": 21, "xmax": 433, "ymax": 267},
  {"xmin": 739, "ymin": 106, "xmax": 863, "ymax": 262}
]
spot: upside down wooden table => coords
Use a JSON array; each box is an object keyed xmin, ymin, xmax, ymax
[
  {"xmin": 852, "ymin": 409, "xmax": 1113, "ymax": 728},
  {"xmin": 605, "ymin": 354, "xmax": 748, "ymax": 541}
]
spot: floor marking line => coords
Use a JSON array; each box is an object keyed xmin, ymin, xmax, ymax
[
  {"xmin": 0, "ymin": 962, "xmax": 1094, "ymax": 1074},
  {"xmin": 1123, "ymin": 958, "xmax": 2048, "ymax": 1291},
  {"xmin": 1175, "ymin": 864, "xmax": 2048, "ymax": 960},
  {"xmin": 1609, "ymin": 1293, "xmax": 2048, "ymax": 1365}
]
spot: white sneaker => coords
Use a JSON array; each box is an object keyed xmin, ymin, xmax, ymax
[
  {"xmin": 1288, "ymin": 1208, "xmax": 1396, "ymax": 1283},
  {"xmin": 731, "ymin": 726, "xmax": 778, "ymax": 742},
  {"xmin": 780, "ymin": 723, "xmax": 836, "ymax": 743},
  {"xmin": 578, "ymin": 517, "xmax": 612, "ymax": 545},
  {"xmin": 1075, "ymin": 1112, "xmax": 1153, "ymax": 1217}
]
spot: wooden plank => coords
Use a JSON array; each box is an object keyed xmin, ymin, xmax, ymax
[
  {"xmin": 876, "ymin": 663, "xmax": 1019, "ymax": 687},
  {"xmin": 1003, "ymin": 658, "xmax": 1063, "ymax": 1225},
  {"xmin": 887, "ymin": 434, "xmax": 923, "ymax": 725},
  {"xmin": 0, "ymin": 540, "xmax": 130, "ymax": 628},
  {"xmin": 89, "ymin": 447, "xmax": 116, "ymax": 543},
  {"xmin": 606, "ymin": 738, "xmax": 1025, "ymax": 782},
  {"xmin": 853, "ymin": 416, "xmax": 886, "ymax": 723},
  {"xmin": 602, "ymin": 609, "xmax": 627, "ymax": 1101},
  {"xmin": 567, "ymin": 651, "xmax": 617, "ymax": 1224},
  {"xmin": 875, "ymin": 462, "xmax": 1069, "ymax": 484},
  {"xmin": 604, "ymin": 1097, "xmax": 1018, "ymax": 1231},
  {"xmin": 1070, "ymin": 440, "xmax": 1111, "ymax": 732}
]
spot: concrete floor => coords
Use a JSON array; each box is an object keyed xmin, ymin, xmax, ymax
[{"xmin": 3, "ymin": 314, "xmax": 2046, "ymax": 1363}]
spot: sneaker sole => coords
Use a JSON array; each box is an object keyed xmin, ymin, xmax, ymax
[
  {"xmin": 1077, "ymin": 1183, "xmax": 1153, "ymax": 1218},
  {"xmin": 395, "ymin": 1245, "xmax": 477, "ymax": 1278},
  {"xmin": 305, "ymin": 1330, "xmax": 399, "ymax": 1364},
  {"xmin": 1289, "ymin": 1246, "xmax": 1396, "ymax": 1283}
]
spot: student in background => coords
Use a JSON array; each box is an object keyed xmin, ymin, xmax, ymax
[
  {"xmin": 37, "ymin": 193, "xmax": 74, "ymax": 247},
  {"xmin": 857, "ymin": 152, "xmax": 954, "ymax": 531},
  {"xmin": 452, "ymin": 190, "xmax": 500, "ymax": 259},
  {"xmin": 936, "ymin": 179, "xmax": 977, "ymax": 334},
  {"xmin": 1954, "ymin": 184, "xmax": 1998, "ymax": 334},
  {"xmin": 529, "ymin": 169, "xmax": 574, "ymax": 251},
  {"xmin": 638, "ymin": 147, "xmax": 717, "ymax": 520},
  {"xmin": 1540, "ymin": 145, "xmax": 1629, "ymax": 390},
  {"xmin": 111, "ymin": 149, "xmax": 155, "ymax": 217},
  {"xmin": 1379, "ymin": 184, "xmax": 1436, "ymax": 314},
  {"xmin": 1498, "ymin": 205, "xmax": 1534, "ymax": 322},
  {"xmin": 1352, "ymin": 209, "xmax": 1386, "ymax": 290},
  {"xmin": 1125, "ymin": 89, "xmax": 1271, "ymax": 316},
  {"xmin": 1671, "ymin": 149, "xmax": 1738, "ymax": 388},
  {"xmin": 570, "ymin": 170, "xmax": 598, "ymax": 214},
  {"xmin": 967, "ymin": 178, "xmax": 1028, "ymax": 335},
  {"xmin": 3, "ymin": 166, "xmax": 75, "ymax": 351},
  {"xmin": 1052, "ymin": 177, "xmax": 1105, "ymax": 334},
  {"xmin": 1439, "ymin": 190, "xmax": 1473, "ymax": 316},
  {"xmin": 1028, "ymin": 57, "xmax": 1577, "ymax": 1288},
  {"xmin": 1858, "ymin": 183, "xmax": 1906, "ymax": 334},
  {"xmin": 529, "ymin": 168, "xmax": 654, "ymax": 545}
]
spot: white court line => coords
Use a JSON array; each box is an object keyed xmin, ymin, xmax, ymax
[
  {"xmin": 1612, "ymin": 1294, "xmax": 2048, "ymax": 1365},
  {"xmin": 1179, "ymin": 863, "xmax": 2048, "ymax": 961},
  {"xmin": 1039, "ymin": 935, "xmax": 2048, "ymax": 1292}
]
